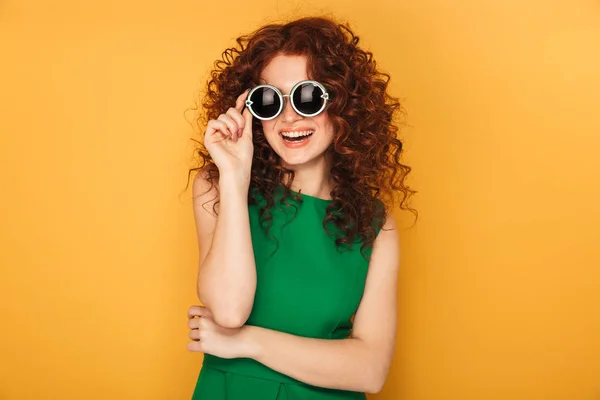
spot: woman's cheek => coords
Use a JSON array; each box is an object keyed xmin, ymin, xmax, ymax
[{"xmin": 260, "ymin": 120, "xmax": 274, "ymax": 135}]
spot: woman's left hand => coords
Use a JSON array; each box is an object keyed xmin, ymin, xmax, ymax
[{"xmin": 186, "ymin": 305, "xmax": 251, "ymax": 359}]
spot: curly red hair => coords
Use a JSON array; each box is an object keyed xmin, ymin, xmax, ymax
[{"xmin": 186, "ymin": 16, "xmax": 417, "ymax": 259}]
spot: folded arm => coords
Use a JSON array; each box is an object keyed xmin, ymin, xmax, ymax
[
  {"xmin": 193, "ymin": 167, "xmax": 257, "ymax": 328},
  {"xmin": 242, "ymin": 214, "xmax": 400, "ymax": 393}
]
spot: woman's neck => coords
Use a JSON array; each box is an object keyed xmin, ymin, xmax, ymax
[{"xmin": 281, "ymin": 155, "xmax": 334, "ymax": 200}]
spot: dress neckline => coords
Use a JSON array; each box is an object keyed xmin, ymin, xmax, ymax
[{"xmin": 277, "ymin": 184, "xmax": 334, "ymax": 203}]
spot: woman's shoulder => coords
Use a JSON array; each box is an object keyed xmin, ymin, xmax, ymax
[
  {"xmin": 371, "ymin": 196, "xmax": 386, "ymax": 232},
  {"xmin": 192, "ymin": 164, "xmax": 221, "ymax": 209}
]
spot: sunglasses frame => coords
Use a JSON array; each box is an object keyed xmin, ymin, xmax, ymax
[{"xmin": 245, "ymin": 80, "xmax": 330, "ymax": 121}]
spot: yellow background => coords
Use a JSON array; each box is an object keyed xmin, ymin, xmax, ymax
[{"xmin": 1, "ymin": 0, "xmax": 599, "ymax": 399}]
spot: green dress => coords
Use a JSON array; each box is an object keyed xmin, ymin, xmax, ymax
[{"xmin": 192, "ymin": 185, "xmax": 382, "ymax": 400}]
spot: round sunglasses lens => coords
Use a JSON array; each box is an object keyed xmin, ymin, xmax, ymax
[
  {"xmin": 249, "ymin": 87, "xmax": 280, "ymax": 119},
  {"xmin": 293, "ymin": 83, "xmax": 325, "ymax": 115}
]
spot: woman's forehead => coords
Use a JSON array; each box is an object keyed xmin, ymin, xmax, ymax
[{"xmin": 259, "ymin": 54, "xmax": 309, "ymax": 89}]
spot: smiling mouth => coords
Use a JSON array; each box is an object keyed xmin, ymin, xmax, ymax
[{"xmin": 280, "ymin": 130, "xmax": 314, "ymax": 142}]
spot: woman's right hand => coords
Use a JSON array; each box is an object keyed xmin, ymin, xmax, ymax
[{"xmin": 203, "ymin": 89, "xmax": 254, "ymax": 179}]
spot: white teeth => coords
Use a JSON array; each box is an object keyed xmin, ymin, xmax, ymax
[{"xmin": 281, "ymin": 130, "xmax": 314, "ymax": 138}]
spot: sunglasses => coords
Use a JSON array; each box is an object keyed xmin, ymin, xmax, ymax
[{"xmin": 245, "ymin": 80, "xmax": 330, "ymax": 120}]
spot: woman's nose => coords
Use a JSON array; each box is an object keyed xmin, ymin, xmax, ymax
[{"xmin": 281, "ymin": 96, "xmax": 302, "ymax": 122}]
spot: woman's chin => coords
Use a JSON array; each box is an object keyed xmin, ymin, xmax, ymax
[
  {"xmin": 267, "ymin": 136, "xmax": 332, "ymax": 168},
  {"xmin": 279, "ymin": 152, "xmax": 328, "ymax": 169}
]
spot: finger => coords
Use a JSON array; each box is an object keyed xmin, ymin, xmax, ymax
[
  {"xmin": 241, "ymin": 106, "xmax": 253, "ymax": 140},
  {"xmin": 235, "ymin": 88, "xmax": 250, "ymax": 112},
  {"xmin": 206, "ymin": 120, "xmax": 233, "ymax": 140},
  {"xmin": 188, "ymin": 305, "xmax": 209, "ymax": 319},
  {"xmin": 187, "ymin": 341, "xmax": 204, "ymax": 352},
  {"xmin": 226, "ymin": 107, "xmax": 245, "ymax": 137},
  {"xmin": 217, "ymin": 114, "xmax": 239, "ymax": 140},
  {"xmin": 188, "ymin": 329, "xmax": 200, "ymax": 340},
  {"xmin": 187, "ymin": 317, "xmax": 200, "ymax": 329}
]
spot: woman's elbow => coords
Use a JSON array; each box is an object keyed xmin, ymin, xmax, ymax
[
  {"xmin": 213, "ymin": 310, "xmax": 248, "ymax": 328},
  {"xmin": 365, "ymin": 375, "xmax": 385, "ymax": 394},
  {"xmin": 208, "ymin": 301, "xmax": 251, "ymax": 328},
  {"xmin": 197, "ymin": 292, "xmax": 251, "ymax": 328},
  {"xmin": 365, "ymin": 379, "xmax": 384, "ymax": 395},
  {"xmin": 364, "ymin": 361, "xmax": 389, "ymax": 394}
]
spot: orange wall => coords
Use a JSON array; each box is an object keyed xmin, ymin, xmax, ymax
[{"xmin": 1, "ymin": 1, "xmax": 599, "ymax": 399}]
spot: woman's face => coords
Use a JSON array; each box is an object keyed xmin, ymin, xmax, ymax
[{"xmin": 258, "ymin": 54, "xmax": 335, "ymax": 168}]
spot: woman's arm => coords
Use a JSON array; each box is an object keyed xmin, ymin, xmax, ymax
[
  {"xmin": 192, "ymin": 166, "xmax": 256, "ymax": 328},
  {"xmin": 242, "ymin": 214, "xmax": 400, "ymax": 393}
]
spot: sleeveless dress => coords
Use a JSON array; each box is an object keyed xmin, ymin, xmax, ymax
[{"xmin": 191, "ymin": 185, "xmax": 383, "ymax": 400}]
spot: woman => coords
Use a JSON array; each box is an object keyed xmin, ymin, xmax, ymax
[{"xmin": 185, "ymin": 15, "xmax": 416, "ymax": 400}]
